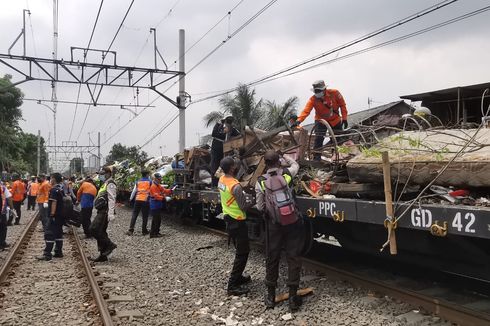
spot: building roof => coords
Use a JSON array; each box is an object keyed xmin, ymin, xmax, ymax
[
  {"xmin": 348, "ymin": 100, "xmax": 405, "ymax": 126},
  {"xmin": 400, "ymin": 82, "xmax": 490, "ymax": 103}
]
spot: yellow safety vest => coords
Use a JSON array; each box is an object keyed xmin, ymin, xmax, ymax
[{"xmin": 218, "ymin": 175, "xmax": 245, "ymax": 220}]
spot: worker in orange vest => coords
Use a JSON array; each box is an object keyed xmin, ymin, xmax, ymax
[
  {"xmin": 9, "ymin": 173, "xmax": 26, "ymax": 225},
  {"xmin": 126, "ymin": 170, "xmax": 151, "ymax": 235},
  {"xmin": 295, "ymin": 80, "xmax": 348, "ymax": 160},
  {"xmin": 36, "ymin": 175, "xmax": 51, "ymax": 231},
  {"xmin": 27, "ymin": 177, "xmax": 39, "ymax": 211},
  {"xmin": 149, "ymin": 173, "xmax": 172, "ymax": 238},
  {"xmin": 76, "ymin": 177, "xmax": 97, "ymax": 238}
]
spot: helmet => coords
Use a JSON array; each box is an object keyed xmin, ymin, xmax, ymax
[
  {"xmin": 311, "ymin": 80, "xmax": 326, "ymax": 93},
  {"xmin": 154, "ymin": 173, "xmax": 162, "ymax": 179}
]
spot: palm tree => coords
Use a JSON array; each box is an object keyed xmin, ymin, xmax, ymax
[
  {"xmin": 203, "ymin": 84, "xmax": 263, "ymax": 131},
  {"xmin": 257, "ymin": 96, "xmax": 299, "ymax": 130}
]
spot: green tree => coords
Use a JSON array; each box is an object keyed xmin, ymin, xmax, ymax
[
  {"xmin": 203, "ymin": 84, "xmax": 263, "ymax": 131},
  {"xmin": 257, "ymin": 96, "xmax": 299, "ymax": 130},
  {"xmin": 106, "ymin": 143, "xmax": 148, "ymax": 166}
]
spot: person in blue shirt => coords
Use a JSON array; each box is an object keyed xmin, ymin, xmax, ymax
[{"xmin": 76, "ymin": 177, "xmax": 97, "ymax": 238}]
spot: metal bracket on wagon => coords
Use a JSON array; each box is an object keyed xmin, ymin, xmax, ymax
[
  {"xmin": 430, "ymin": 220, "xmax": 448, "ymax": 237},
  {"xmin": 332, "ymin": 211, "xmax": 345, "ymax": 223},
  {"xmin": 306, "ymin": 208, "xmax": 316, "ymax": 218}
]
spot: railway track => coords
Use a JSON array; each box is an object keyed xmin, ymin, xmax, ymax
[
  {"xmin": 199, "ymin": 223, "xmax": 490, "ymax": 326},
  {"xmin": 0, "ymin": 211, "xmax": 113, "ymax": 325}
]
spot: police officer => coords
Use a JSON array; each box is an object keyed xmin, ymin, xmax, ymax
[
  {"xmin": 37, "ymin": 173, "xmax": 65, "ymax": 261},
  {"xmin": 126, "ymin": 170, "xmax": 151, "ymax": 235},
  {"xmin": 90, "ymin": 167, "xmax": 117, "ymax": 262},
  {"xmin": 218, "ymin": 156, "xmax": 253, "ymax": 295},
  {"xmin": 255, "ymin": 150, "xmax": 304, "ymax": 312}
]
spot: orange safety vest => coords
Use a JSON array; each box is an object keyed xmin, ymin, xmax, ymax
[
  {"xmin": 30, "ymin": 182, "xmax": 39, "ymax": 196},
  {"xmin": 298, "ymin": 89, "xmax": 347, "ymax": 127},
  {"xmin": 36, "ymin": 181, "xmax": 50, "ymax": 203},
  {"xmin": 135, "ymin": 180, "xmax": 151, "ymax": 201},
  {"xmin": 11, "ymin": 180, "xmax": 26, "ymax": 202}
]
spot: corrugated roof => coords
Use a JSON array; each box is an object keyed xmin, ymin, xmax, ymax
[
  {"xmin": 348, "ymin": 101, "xmax": 405, "ymax": 126},
  {"xmin": 400, "ymin": 82, "xmax": 490, "ymax": 103}
]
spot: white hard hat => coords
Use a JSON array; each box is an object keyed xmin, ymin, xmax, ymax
[
  {"xmin": 311, "ymin": 80, "xmax": 326, "ymax": 92},
  {"xmin": 414, "ymin": 107, "xmax": 431, "ymax": 116}
]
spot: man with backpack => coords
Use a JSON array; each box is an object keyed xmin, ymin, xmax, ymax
[
  {"xmin": 37, "ymin": 173, "xmax": 65, "ymax": 261},
  {"xmin": 218, "ymin": 156, "xmax": 254, "ymax": 296},
  {"xmin": 255, "ymin": 150, "xmax": 304, "ymax": 312},
  {"xmin": 90, "ymin": 167, "xmax": 117, "ymax": 262}
]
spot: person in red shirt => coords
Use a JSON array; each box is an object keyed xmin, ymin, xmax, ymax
[
  {"xmin": 149, "ymin": 173, "xmax": 172, "ymax": 238},
  {"xmin": 296, "ymin": 80, "xmax": 348, "ymax": 160},
  {"xmin": 9, "ymin": 173, "xmax": 26, "ymax": 225}
]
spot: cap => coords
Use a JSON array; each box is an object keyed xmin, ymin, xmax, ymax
[
  {"xmin": 311, "ymin": 80, "xmax": 326, "ymax": 93},
  {"xmin": 224, "ymin": 116, "xmax": 234, "ymax": 124}
]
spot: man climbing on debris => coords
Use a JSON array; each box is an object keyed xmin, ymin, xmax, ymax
[
  {"xmin": 295, "ymin": 80, "xmax": 348, "ymax": 160},
  {"xmin": 218, "ymin": 156, "xmax": 254, "ymax": 295},
  {"xmin": 90, "ymin": 167, "xmax": 117, "ymax": 262},
  {"xmin": 149, "ymin": 172, "xmax": 172, "ymax": 238},
  {"xmin": 210, "ymin": 116, "xmax": 240, "ymax": 187},
  {"xmin": 36, "ymin": 173, "xmax": 65, "ymax": 261},
  {"xmin": 127, "ymin": 170, "xmax": 151, "ymax": 235},
  {"xmin": 255, "ymin": 150, "xmax": 304, "ymax": 312}
]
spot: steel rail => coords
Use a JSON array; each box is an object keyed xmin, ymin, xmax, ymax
[
  {"xmin": 0, "ymin": 211, "xmax": 39, "ymax": 283},
  {"xmin": 71, "ymin": 226, "xmax": 114, "ymax": 326},
  {"xmin": 197, "ymin": 222, "xmax": 490, "ymax": 325},
  {"xmin": 301, "ymin": 258, "xmax": 490, "ymax": 326}
]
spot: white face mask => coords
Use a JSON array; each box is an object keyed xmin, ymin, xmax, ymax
[
  {"xmin": 314, "ymin": 92, "xmax": 323, "ymax": 98},
  {"xmin": 99, "ymin": 174, "xmax": 106, "ymax": 182}
]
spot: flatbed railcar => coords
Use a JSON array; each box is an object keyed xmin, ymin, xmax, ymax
[{"xmin": 173, "ymin": 187, "xmax": 490, "ymax": 283}]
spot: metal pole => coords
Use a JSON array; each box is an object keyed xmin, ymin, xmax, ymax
[
  {"xmin": 37, "ymin": 130, "xmax": 41, "ymax": 176},
  {"xmin": 97, "ymin": 132, "xmax": 101, "ymax": 169},
  {"xmin": 52, "ymin": 0, "xmax": 58, "ymax": 171},
  {"xmin": 151, "ymin": 28, "xmax": 157, "ymax": 69},
  {"xmin": 178, "ymin": 29, "xmax": 185, "ymax": 152},
  {"xmin": 22, "ymin": 9, "xmax": 28, "ymax": 56}
]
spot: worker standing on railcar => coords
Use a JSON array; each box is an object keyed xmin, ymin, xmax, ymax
[
  {"xmin": 9, "ymin": 173, "xmax": 25, "ymax": 225},
  {"xmin": 36, "ymin": 173, "xmax": 65, "ymax": 261},
  {"xmin": 295, "ymin": 80, "xmax": 348, "ymax": 161},
  {"xmin": 126, "ymin": 170, "xmax": 151, "ymax": 235},
  {"xmin": 149, "ymin": 173, "xmax": 171, "ymax": 238},
  {"xmin": 255, "ymin": 150, "xmax": 304, "ymax": 312},
  {"xmin": 210, "ymin": 116, "xmax": 240, "ymax": 187},
  {"xmin": 90, "ymin": 167, "xmax": 117, "ymax": 262},
  {"xmin": 218, "ymin": 156, "xmax": 254, "ymax": 295}
]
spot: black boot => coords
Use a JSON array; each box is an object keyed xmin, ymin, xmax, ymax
[
  {"xmin": 236, "ymin": 273, "xmax": 251, "ymax": 286},
  {"xmin": 288, "ymin": 286, "xmax": 302, "ymax": 312},
  {"xmin": 264, "ymin": 286, "xmax": 275, "ymax": 309},
  {"xmin": 227, "ymin": 284, "xmax": 249, "ymax": 296}
]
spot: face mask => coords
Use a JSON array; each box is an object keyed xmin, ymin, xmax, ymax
[
  {"xmin": 314, "ymin": 92, "xmax": 323, "ymax": 98},
  {"xmin": 99, "ymin": 175, "xmax": 106, "ymax": 182}
]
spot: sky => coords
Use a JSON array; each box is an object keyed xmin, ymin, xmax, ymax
[{"xmin": 1, "ymin": 0, "xmax": 489, "ymax": 170}]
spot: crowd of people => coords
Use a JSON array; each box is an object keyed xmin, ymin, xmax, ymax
[{"xmin": 0, "ymin": 80, "xmax": 348, "ymax": 313}]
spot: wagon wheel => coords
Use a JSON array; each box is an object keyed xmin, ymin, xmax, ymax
[{"xmin": 305, "ymin": 119, "xmax": 340, "ymax": 173}]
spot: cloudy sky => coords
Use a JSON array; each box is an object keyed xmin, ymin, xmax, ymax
[{"xmin": 1, "ymin": 0, "xmax": 489, "ymax": 169}]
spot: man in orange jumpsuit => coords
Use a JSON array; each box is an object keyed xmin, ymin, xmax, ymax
[
  {"xmin": 296, "ymin": 80, "xmax": 348, "ymax": 160},
  {"xmin": 10, "ymin": 173, "xmax": 26, "ymax": 225}
]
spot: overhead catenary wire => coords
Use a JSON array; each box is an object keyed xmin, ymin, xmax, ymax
[
  {"xmin": 75, "ymin": 0, "xmax": 135, "ymax": 142},
  {"xmin": 102, "ymin": 0, "xmax": 274, "ymax": 147},
  {"xmin": 190, "ymin": 0, "xmax": 460, "ymax": 104}
]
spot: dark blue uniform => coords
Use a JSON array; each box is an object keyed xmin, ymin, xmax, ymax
[{"xmin": 43, "ymin": 184, "xmax": 65, "ymax": 258}]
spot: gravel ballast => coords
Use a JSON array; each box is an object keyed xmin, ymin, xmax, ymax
[
  {"xmin": 82, "ymin": 206, "xmax": 453, "ymax": 326},
  {"xmin": 0, "ymin": 207, "xmax": 102, "ymax": 325}
]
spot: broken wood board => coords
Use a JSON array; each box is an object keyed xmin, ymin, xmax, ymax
[
  {"xmin": 347, "ymin": 129, "xmax": 490, "ymax": 188},
  {"xmin": 275, "ymin": 287, "xmax": 314, "ymax": 303}
]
